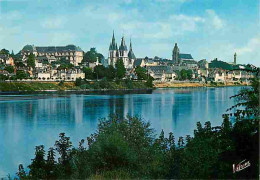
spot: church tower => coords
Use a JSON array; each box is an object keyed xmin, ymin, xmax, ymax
[
  {"xmin": 234, "ymin": 52, "xmax": 237, "ymax": 65},
  {"xmin": 128, "ymin": 38, "xmax": 136, "ymax": 68},
  {"xmin": 172, "ymin": 43, "xmax": 180, "ymax": 65},
  {"xmin": 109, "ymin": 31, "xmax": 119, "ymax": 67},
  {"xmin": 119, "ymin": 36, "xmax": 128, "ymax": 67}
]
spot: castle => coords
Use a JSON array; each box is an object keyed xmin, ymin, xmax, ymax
[
  {"xmin": 20, "ymin": 44, "xmax": 84, "ymax": 66},
  {"xmin": 108, "ymin": 31, "xmax": 136, "ymax": 69}
]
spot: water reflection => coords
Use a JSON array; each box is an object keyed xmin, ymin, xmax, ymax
[{"xmin": 0, "ymin": 87, "xmax": 242, "ymax": 177}]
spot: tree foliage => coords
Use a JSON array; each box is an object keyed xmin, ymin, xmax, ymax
[
  {"xmin": 16, "ymin": 70, "xmax": 28, "ymax": 80},
  {"xmin": 179, "ymin": 69, "xmax": 193, "ymax": 80},
  {"xmin": 135, "ymin": 66, "xmax": 147, "ymax": 80},
  {"xmin": 5, "ymin": 66, "xmax": 14, "ymax": 73},
  {"xmin": 0, "ymin": 48, "xmax": 9, "ymax": 55},
  {"xmin": 83, "ymin": 48, "xmax": 104, "ymax": 63},
  {"xmin": 115, "ymin": 59, "xmax": 126, "ymax": 79},
  {"xmin": 93, "ymin": 65, "xmax": 106, "ymax": 79},
  {"xmin": 83, "ymin": 67, "xmax": 94, "ymax": 80},
  {"xmin": 27, "ymin": 54, "xmax": 36, "ymax": 69},
  {"xmin": 106, "ymin": 65, "xmax": 116, "ymax": 80}
]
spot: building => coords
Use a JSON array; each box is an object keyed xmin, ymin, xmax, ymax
[
  {"xmin": 36, "ymin": 68, "xmax": 85, "ymax": 81},
  {"xmin": 172, "ymin": 43, "xmax": 195, "ymax": 65},
  {"xmin": 229, "ymin": 53, "xmax": 237, "ymax": 65},
  {"xmin": 0, "ymin": 54, "xmax": 14, "ymax": 66},
  {"xmin": 108, "ymin": 32, "xmax": 136, "ymax": 68},
  {"xmin": 20, "ymin": 44, "xmax": 84, "ymax": 66},
  {"xmin": 147, "ymin": 66, "xmax": 177, "ymax": 81},
  {"xmin": 172, "ymin": 43, "xmax": 180, "ymax": 64},
  {"xmin": 198, "ymin": 59, "xmax": 209, "ymax": 69}
]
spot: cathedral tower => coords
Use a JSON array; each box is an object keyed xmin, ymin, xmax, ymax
[
  {"xmin": 172, "ymin": 43, "xmax": 180, "ymax": 65},
  {"xmin": 109, "ymin": 31, "xmax": 118, "ymax": 66},
  {"xmin": 119, "ymin": 36, "xmax": 128, "ymax": 67},
  {"xmin": 128, "ymin": 38, "xmax": 136, "ymax": 68}
]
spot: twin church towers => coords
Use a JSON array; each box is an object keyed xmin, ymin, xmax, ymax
[{"xmin": 108, "ymin": 31, "xmax": 136, "ymax": 69}]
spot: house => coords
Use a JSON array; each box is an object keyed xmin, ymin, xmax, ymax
[
  {"xmin": 198, "ymin": 59, "xmax": 209, "ymax": 69},
  {"xmin": 133, "ymin": 58, "xmax": 146, "ymax": 67},
  {"xmin": 147, "ymin": 66, "xmax": 177, "ymax": 81},
  {"xmin": 208, "ymin": 69, "xmax": 226, "ymax": 82},
  {"xmin": 0, "ymin": 54, "xmax": 15, "ymax": 66},
  {"xmin": 181, "ymin": 60, "xmax": 198, "ymax": 69}
]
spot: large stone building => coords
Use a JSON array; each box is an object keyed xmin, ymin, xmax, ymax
[
  {"xmin": 172, "ymin": 43, "xmax": 194, "ymax": 65},
  {"xmin": 20, "ymin": 44, "xmax": 84, "ymax": 66},
  {"xmin": 108, "ymin": 32, "xmax": 136, "ymax": 68}
]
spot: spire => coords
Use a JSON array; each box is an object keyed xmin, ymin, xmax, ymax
[
  {"xmin": 110, "ymin": 30, "xmax": 117, "ymax": 51},
  {"xmin": 128, "ymin": 38, "xmax": 136, "ymax": 59},
  {"xmin": 119, "ymin": 36, "xmax": 127, "ymax": 51},
  {"xmin": 130, "ymin": 38, "xmax": 133, "ymax": 51},
  {"xmin": 112, "ymin": 31, "xmax": 115, "ymax": 45}
]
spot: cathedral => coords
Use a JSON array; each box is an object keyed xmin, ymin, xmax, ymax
[
  {"xmin": 172, "ymin": 43, "xmax": 194, "ymax": 65},
  {"xmin": 108, "ymin": 31, "xmax": 136, "ymax": 69}
]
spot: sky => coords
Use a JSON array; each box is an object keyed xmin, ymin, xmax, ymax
[{"xmin": 0, "ymin": 0, "xmax": 259, "ymax": 66}]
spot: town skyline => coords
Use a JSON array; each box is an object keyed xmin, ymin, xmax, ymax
[{"xmin": 0, "ymin": 0, "xmax": 259, "ymax": 66}]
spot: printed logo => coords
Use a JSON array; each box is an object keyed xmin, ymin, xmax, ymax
[{"xmin": 233, "ymin": 159, "xmax": 250, "ymax": 173}]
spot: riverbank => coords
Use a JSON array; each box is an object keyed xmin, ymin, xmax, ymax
[
  {"xmin": 0, "ymin": 81, "xmax": 151, "ymax": 92},
  {"xmin": 154, "ymin": 81, "xmax": 249, "ymax": 88}
]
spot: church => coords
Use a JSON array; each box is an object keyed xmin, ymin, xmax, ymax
[
  {"xmin": 108, "ymin": 31, "xmax": 136, "ymax": 69},
  {"xmin": 172, "ymin": 43, "xmax": 194, "ymax": 65}
]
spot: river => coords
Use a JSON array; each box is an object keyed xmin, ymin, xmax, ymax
[{"xmin": 0, "ymin": 86, "xmax": 243, "ymax": 177}]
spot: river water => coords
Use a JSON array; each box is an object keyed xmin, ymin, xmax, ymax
[{"xmin": 0, "ymin": 86, "xmax": 243, "ymax": 177}]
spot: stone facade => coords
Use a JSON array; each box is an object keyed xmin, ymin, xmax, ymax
[
  {"xmin": 20, "ymin": 45, "xmax": 84, "ymax": 66},
  {"xmin": 108, "ymin": 32, "xmax": 136, "ymax": 68},
  {"xmin": 172, "ymin": 43, "xmax": 194, "ymax": 65}
]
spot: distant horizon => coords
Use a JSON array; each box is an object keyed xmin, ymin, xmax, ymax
[{"xmin": 0, "ymin": 0, "xmax": 259, "ymax": 66}]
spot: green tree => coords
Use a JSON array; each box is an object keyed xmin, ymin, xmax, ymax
[
  {"xmin": 46, "ymin": 147, "xmax": 57, "ymax": 179},
  {"xmin": 0, "ymin": 74, "xmax": 8, "ymax": 81},
  {"xmin": 75, "ymin": 77, "xmax": 83, "ymax": 86},
  {"xmin": 83, "ymin": 48, "xmax": 104, "ymax": 63},
  {"xmin": 27, "ymin": 54, "xmax": 35, "ymax": 69},
  {"xmin": 16, "ymin": 70, "xmax": 28, "ymax": 79},
  {"xmin": 15, "ymin": 61, "xmax": 26, "ymax": 68},
  {"xmin": 55, "ymin": 133, "xmax": 73, "ymax": 177},
  {"xmin": 106, "ymin": 65, "xmax": 116, "ymax": 80},
  {"xmin": 146, "ymin": 75, "xmax": 154, "ymax": 88},
  {"xmin": 115, "ymin": 59, "xmax": 126, "ymax": 79},
  {"xmin": 0, "ymin": 48, "xmax": 9, "ymax": 55},
  {"xmin": 93, "ymin": 65, "xmax": 106, "ymax": 79},
  {"xmin": 180, "ymin": 69, "xmax": 188, "ymax": 80},
  {"xmin": 5, "ymin": 66, "xmax": 14, "ymax": 73},
  {"xmin": 135, "ymin": 66, "xmax": 147, "ymax": 80},
  {"xmin": 228, "ymin": 78, "xmax": 259, "ymax": 116},
  {"xmin": 28, "ymin": 145, "xmax": 47, "ymax": 179},
  {"xmin": 83, "ymin": 67, "xmax": 94, "ymax": 79},
  {"xmin": 187, "ymin": 69, "xmax": 193, "ymax": 80}
]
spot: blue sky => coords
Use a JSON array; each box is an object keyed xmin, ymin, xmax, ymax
[{"xmin": 0, "ymin": 0, "xmax": 259, "ymax": 66}]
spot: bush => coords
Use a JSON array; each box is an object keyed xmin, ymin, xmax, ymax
[
  {"xmin": 99, "ymin": 79, "xmax": 109, "ymax": 89},
  {"xmin": 58, "ymin": 81, "xmax": 64, "ymax": 86},
  {"xmin": 124, "ymin": 78, "xmax": 133, "ymax": 89},
  {"xmin": 75, "ymin": 78, "xmax": 82, "ymax": 86}
]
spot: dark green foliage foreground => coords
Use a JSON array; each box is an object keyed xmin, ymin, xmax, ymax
[{"xmin": 16, "ymin": 80, "xmax": 259, "ymax": 179}]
